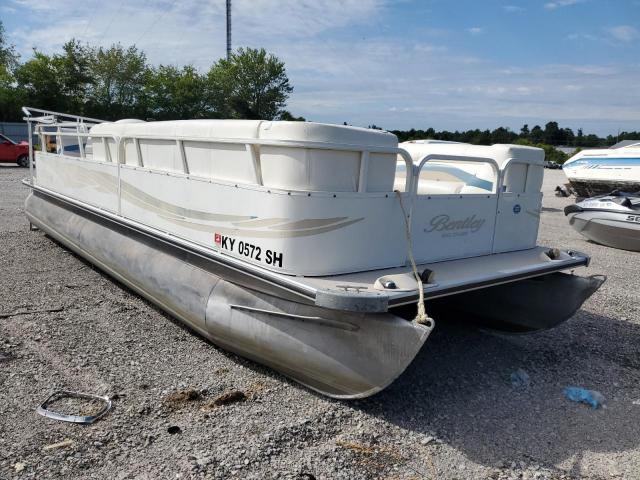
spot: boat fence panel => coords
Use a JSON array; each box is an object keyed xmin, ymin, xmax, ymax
[
  {"xmin": 35, "ymin": 152, "xmax": 119, "ymax": 213},
  {"xmin": 493, "ymin": 158, "xmax": 544, "ymax": 253},
  {"xmin": 117, "ymin": 166, "xmax": 407, "ymax": 276},
  {"xmin": 137, "ymin": 139, "xmax": 182, "ymax": 172},
  {"xmin": 411, "ymin": 194, "xmax": 499, "ymax": 263},
  {"xmin": 182, "ymin": 141, "xmax": 258, "ymax": 184}
]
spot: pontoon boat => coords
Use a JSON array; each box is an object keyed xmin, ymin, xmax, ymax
[{"xmin": 21, "ymin": 108, "xmax": 603, "ymax": 398}]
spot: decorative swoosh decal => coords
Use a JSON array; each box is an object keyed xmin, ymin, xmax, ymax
[
  {"xmin": 54, "ymin": 160, "xmax": 364, "ymax": 239},
  {"xmin": 167, "ymin": 216, "xmax": 364, "ymax": 238},
  {"xmin": 121, "ymin": 182, "xmax": 255, "ymax": 222}
]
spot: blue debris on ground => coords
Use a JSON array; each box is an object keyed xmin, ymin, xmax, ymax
[
  {"xmin": 510, "ymin": 369, "xmax": 531, "ymax": 390},
  {"xmin": 563, "ymin": 386, "xmax": 606, "ymax": 409}
]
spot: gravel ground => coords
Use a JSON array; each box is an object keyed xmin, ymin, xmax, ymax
[{"xmin": 1, "ymin": 166, "xmax": 639, "ymax": 480}]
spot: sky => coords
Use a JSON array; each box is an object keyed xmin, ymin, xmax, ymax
[{"xmin": 2, "ymin": 0, "xmax": 639, "ymax": 135}]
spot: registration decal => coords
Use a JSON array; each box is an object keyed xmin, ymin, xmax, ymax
[{"xmin": 215, "ymin": 233, "xmax": 283, "ymax": 268}]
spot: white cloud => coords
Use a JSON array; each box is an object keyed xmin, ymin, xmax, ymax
[
  {"xmin": 467, "ymin": 27, "xmax": 484, "ymax": 35},
  {"xmin": 503, "ymin": 5, "xmax": 525, "ymax": 13},
  {"xmin": 545, "ymin": 0, "xmax": 584, "ymax": 10},
  {"xmin": 567, "ymin": 32, "xmax": 598, "ymax": 41},
  {"xmin": 413, "ymin": 43, "xmax": 447, "ymax": 53},
  {"xmin": 607, "ymin": 25, "xmax": 639, "ymax": 43}
]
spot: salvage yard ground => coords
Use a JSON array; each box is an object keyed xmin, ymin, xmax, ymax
[{"xmin": 1, "ymin": 166, "xmax": 639, "ymax": 479}]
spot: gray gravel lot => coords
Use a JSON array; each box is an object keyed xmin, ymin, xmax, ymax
[{"xmin": 1, "ymin": 166, "xmax": 639, "ymax": 480}]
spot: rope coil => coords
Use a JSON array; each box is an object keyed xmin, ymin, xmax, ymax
[{"xmin": 395, "ymin": 191, "xmax": 433, "ymax": 327}]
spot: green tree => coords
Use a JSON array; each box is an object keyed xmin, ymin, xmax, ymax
[
  {"xmin": 14, "ymin": 51, "xmax": 67, "ymax": 112},
  {"xmin": 57, "ymin": 39, "xmax": 92, "ymax": 112},
  {"xmin": 86, "ymin": 44, "xmax": 150, "ymax": 119},
  {"xmin": 0, "ymin": 20, "xmax": 21, "ymax": 121},
  {"xmin": 14, "ymin": 41, "xmax": 94, "ymax": 116},
  {"xmin": 278, "ymin": 110, "xmax": 305, "ymax": 121},
  {"xmin": 146, "ymin": 65, "xmax": 207, "ymax": 120},
  {"xmin": 530, "ymin": 125, "xmax": 544, "ymax": 143},
  {"xmin": 206, "ymin": 47, "xmax": 292, "ymax": 120}
]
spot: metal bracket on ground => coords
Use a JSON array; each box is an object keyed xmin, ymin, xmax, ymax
[{"xmin": 36, "ymin": 390, "xmax": 112, "ymax": 424}]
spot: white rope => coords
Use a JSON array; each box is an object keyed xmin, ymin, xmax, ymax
[{"xmin": 395, "ymin": 191, "xmax": 433, "ymax": 326}]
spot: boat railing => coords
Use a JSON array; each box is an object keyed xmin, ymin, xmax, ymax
[
  {"xmin": 33, "ymin": 128, "xmax": 528, "ymax": 198},
  {"xmin": 415, "ymin": 153, "xmax": 500, "ymax": 195},
  {"xmin": 26, "ymin": 109, "xmax": 535, "ymax": 198},
  {"xmin": 33, "ymin": 124, "xmax": 418, "ymax": 194}
]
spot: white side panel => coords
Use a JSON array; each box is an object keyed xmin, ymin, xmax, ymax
[
  {"xmin": 105, "ymin": 138, "xmax": 117, "ymax": 163},
  {"xmin": 119, "ymin": 167, "xmax": 406, "ymax": 276},
  {"xmin": 366, "ymin": 153, "xmax": 396, "ymax": 192},
  {"xmin": 139, "ymin": 139, "xmax": 182, "ymax": 172},
  {"xmin": 35, "ymin": 152, "xmax": 119, "ymax": 213},
  {"xmin": 410, "ymin": 195, "xmax": 498, "ymax": 263},
  {"xmin": 91, "ymin": 138, "xmax": 108, "ymax": 162},
  {"xmin": 123, "ymin": 139, "xmax": 139, "ymax": 166},
  {"xmin": 503, "ymin": 163, "xmax": 527, "ymax": 193},
  {"xmin": 183, "ymin": 141, "xmax": 256, "ymax": 183},
  {"xmin": 526, "ymin": 165, "xmax": 544, "ymax": 193},
  {"xmin": 493, "ymin": 193, "xmax": 542, "ymax": 253},
  {"xmin": 260, "ymin": 146, "xmax": 361, "ymax": 192}
]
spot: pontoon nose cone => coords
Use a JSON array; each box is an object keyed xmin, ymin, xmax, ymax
[{"xmin": 206, "ymin": 281, "xmax": 432, "ymax": 399}]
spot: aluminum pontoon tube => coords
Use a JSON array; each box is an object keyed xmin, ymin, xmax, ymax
[
  {"xmin": 425, "ymin": 272, "xmax": 605, "ymax": 333},
  {"xmin": 25, "ymin": 192, "xmax": 432, "ymax": 399}
]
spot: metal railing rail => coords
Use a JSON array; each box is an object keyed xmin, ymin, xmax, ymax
[
  {"xmin": 415, "ymin": 153, "xmax": 501, "ymax": 195},
  {"xmin": 22, "ymin": 106, "xmax": 107, "ymax": 125}
]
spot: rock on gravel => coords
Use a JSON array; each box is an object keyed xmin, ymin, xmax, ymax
[{"xmin": 1, "ymin": 166, "xmax": 640, "ymax": 479}]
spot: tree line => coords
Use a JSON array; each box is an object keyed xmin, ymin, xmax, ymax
[
  {"xmin": 388, "ymin": 123, "xmax": 640, "ymax": 149},
  {"xmin": 0, "ymin": 21, "xmax": 295, "ymax": 122}
]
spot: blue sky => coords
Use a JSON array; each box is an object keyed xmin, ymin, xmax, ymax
[{"xmin": 2, "ymin": 0, "xmax": 639, "ymax": 135}]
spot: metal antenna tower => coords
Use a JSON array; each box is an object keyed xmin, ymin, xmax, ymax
[{"xmin": 226, "ymin": 0, "xmax": 232, "ymax": 60}]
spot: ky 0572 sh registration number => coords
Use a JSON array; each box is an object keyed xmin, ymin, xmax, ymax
[{"xmin": 214, "ymin": 233, "xmax": 283, "ymax": 268}]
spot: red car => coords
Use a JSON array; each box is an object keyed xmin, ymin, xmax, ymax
[{"xmin": 0, "ymin": 134, "xmax": 30, "ymax": 167}]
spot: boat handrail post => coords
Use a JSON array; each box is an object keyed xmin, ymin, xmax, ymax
[
  {"xmin": 357, "ymin": 151, "xmax": 370, "ymax": 193},
  {"xmin": 134, "ymin": 138, "xmax": 143, "ymax": 167},
  {"xmin": 116, "ymin": 136, "xmax": 123, "ymax": 215},
  {"xmin": 77, "ymin": 129, "xmax": 85, "ymax": 160},
  {"xmin": 176, "ymin": 139, "xmax": 189, "ymax": 174},
  {"xmin": 102, "ymin": 137, "xmax": 112, "ymax": 163},
  {"xmin": 246, "ymin": 143, "xmax": 263, "ymax": 186},
  {"xmin": 397, "ymin": 149, "xmax": 415, "ymax": 193},
  {"xmin": 23, "ymin": 110, "xmax": 34, "ymax": 186},
  {"xmin": 57, "ymin": 125, "xmax": 64, "ymax": 156}
]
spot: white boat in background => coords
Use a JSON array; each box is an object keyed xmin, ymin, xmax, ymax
[
  {"xmin": 565, "ymin": 191, "xmax": 640, "ymax": 252},
  {"xmin": 563, "ymin": 140, "xmax": 640, "ymax": 197},
  {"xmin": 21, "ymin": 107, "xmax": 603, "ymax": 398}
]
